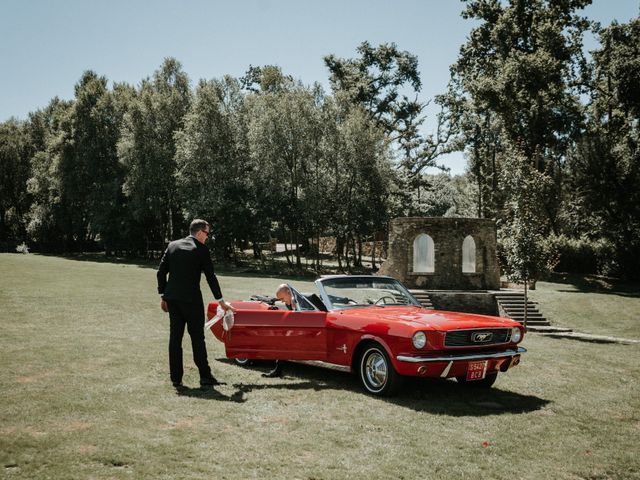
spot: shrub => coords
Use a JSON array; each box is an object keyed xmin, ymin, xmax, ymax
[{"xmin": 545, "ymin": 235, "xmax": 613, "ymax": 275}]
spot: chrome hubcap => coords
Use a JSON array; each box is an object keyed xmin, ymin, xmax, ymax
[{"xmin": 365, "ymin": 351, "xmax": 388, "ymax": 389}]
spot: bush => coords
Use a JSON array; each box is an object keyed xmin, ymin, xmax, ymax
[
  {"xmin": 545, "ymin": 235, "xmax": 613, "ymax": 275},
  {"xmin": 15, "ymin": 242, "xmax": 29, "ymax": 254}
]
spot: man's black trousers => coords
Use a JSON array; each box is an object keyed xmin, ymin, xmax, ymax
[{"xmin": 167, "ymin": 300, "xmax": 213, "ymax": 383}]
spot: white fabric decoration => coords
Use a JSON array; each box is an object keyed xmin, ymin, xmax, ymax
[{"xmin": 204, "ymin": 305, "xmax": 235, "ymax": 332}]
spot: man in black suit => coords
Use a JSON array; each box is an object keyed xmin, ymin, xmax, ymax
[{"xmin": 157, "ymin": 219, "xmax": 235, "ymax": 388}]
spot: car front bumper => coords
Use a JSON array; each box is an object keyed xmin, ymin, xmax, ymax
[{"xmin": 395, "ymin": 347, "xmax": 526, "ymax": 378}]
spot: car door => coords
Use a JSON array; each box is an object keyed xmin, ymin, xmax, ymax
[{"xmin": 224, "ymin": 308, "xmax": 328, "ymax": 361}]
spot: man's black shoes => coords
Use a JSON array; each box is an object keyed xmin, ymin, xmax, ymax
[
  {"xmin": 200, "ymin": 376, "xmax": 220, "ymax": 387},
  {"xmin": 171, "ymin": 377, "xmax": 221, "ymax": 388}
]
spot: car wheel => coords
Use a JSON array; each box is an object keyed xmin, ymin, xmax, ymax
[
  {"xmin": 456, "ymin": 372, "xmax": 498, "ymax": 388},
  {"xmin": 234, "ymin": 358, "xmax": 252, "ymax": 366},
  {"xmin": 358, "ymin": 344, "xmax": 402, "ymax": 396}
]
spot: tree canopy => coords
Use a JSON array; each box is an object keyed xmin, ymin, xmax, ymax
[{"xmin": 1, "ymin": 5, "xmax": 639, "ymax": 280}]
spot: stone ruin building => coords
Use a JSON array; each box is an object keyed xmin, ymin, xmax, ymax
[
  {"xmin": 378, "ymin": 217, "xmax": 501, "ymax": 290},
  {"xmin": 378, "ymin": 217, "xmax": 548, "ymax": 326}
]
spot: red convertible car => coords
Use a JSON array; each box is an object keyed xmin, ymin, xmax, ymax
[{"xmin": 207, "ymin": 275, "xmax": 526, "ymax": 396}]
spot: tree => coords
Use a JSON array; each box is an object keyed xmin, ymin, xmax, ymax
[
  {"xmin": 66, "ymin": 71, "xmax": 122, "ymax": 251},
  {"xmin": 0, "ymin": 119, "xmax": 32, "ymax": 246},
  {"xmin": 245, "ymin": 78, "xmax": 325, "ymax": 268},
  {"xmin": 325, "ymin": 41, "xmax": 422, "ymax": 137},
  {"xmin": 323, "ymin": 106, "xmax": 394, "ymax": 270},
  {"xmin": 175, "ymin": 76, "xmax": 256, "ymax": 261},
  {"xmin": 100, "ymin": 81, "xmax": 136, "ymax": 255},
  {"xmin": 447, "ymin": 0, "xmax": 591, "ymax": 229},
  {"xmin": 565, "ymin": 18, "xmax": 640, "ymax": 279},
  {"xmin": 500, "ymin": 151, "xmax": 556, "ymax": 327},
  {"xmin": 402, "ymin": 172, "xmax": 477, "ymax": 218},
  {"xmin": 240, "ymin": 65, "xmax": 295, "ymax": 93},
  {"xmin": 118, "ymin": 58, "xmax": 191, "ymax": 254},
  {"xmin": 25, "ymin": 98, "xmax": 73, "ymax": 250},
  {"xmin": 325, "ymin": 42, "xmax": 454, "ymax": 172}
]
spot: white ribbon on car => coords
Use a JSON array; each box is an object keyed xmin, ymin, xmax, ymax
[{"xmin": 204, "ymin": 305, "xmax": 234, "ymax": 335}]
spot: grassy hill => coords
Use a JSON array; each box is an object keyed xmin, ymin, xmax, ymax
[{"xmin": 1, "ymin": 254, "xmax": 638, "ymax": 479}]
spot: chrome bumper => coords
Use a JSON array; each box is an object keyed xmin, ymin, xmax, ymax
[{"xmin": 397, "ymin": 347, "xmax": 527, "ymax": 363}]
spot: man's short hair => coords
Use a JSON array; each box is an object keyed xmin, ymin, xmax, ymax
[{"xmin": 189, "ymin": 219, "xmax": 210, "ymax": 236}]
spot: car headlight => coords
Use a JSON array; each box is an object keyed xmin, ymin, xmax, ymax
[
  {"xmin": 511, "ymin": 327, "xmax": 522, "ymax": 343},
  {"xmin": 412, "ymin": 331, "xmax": 427, "ymax": 349}
]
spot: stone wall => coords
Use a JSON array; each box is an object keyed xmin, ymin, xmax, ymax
[
  {"xmin": 378, "ymin": 217, "xmax": 501, "ymax": 290},
  {"xmin": 428, "ymin": 291, "xmax": 498, "ymax": 316}
]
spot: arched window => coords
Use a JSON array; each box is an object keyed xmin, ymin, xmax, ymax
[
  {"xmin": 462, "ymin": 235, "xmax": 476, "ymax": 273},
  {"xmin": 413, "ymin": 234, "xmax": 434, "ymax": 273}
]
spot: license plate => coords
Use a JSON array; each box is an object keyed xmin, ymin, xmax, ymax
[{"xmin": 466, "ymin": 360, "xmax": 488, "ymax": 381}]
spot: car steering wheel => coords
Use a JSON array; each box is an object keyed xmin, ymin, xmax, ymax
[{"xmin": 375, "ymin": 295, "xmax": 397, "ymax": 305}]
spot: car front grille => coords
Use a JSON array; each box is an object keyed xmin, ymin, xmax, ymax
[{"xmin": 445, "ymin": 328, "xmax": 511, "ymax": 347}]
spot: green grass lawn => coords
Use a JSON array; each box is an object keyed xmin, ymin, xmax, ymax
[
  {"xmin": 530, "ymin": 274, "xmax": 640, "ymax": 338},
  {"xmin": 1, "ymin": 254, "xmax": 639, "ymax": 480}
]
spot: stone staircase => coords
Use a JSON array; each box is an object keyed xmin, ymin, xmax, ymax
[
  {"xmin": 408, "ymin": 290, "xmax": 434, "ymax": 309},
  {"xmin": 493, "ymin": 291, "xmax": 550, "ymax": 327}
]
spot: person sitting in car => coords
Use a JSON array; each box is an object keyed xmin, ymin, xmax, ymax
[
  {"xmin": 275, "ymin": 284, "xmax": 293, "ymax": 311},
  {"xmin": 263, "ymin": 284, "xmax": 293, "ymax": 378}
]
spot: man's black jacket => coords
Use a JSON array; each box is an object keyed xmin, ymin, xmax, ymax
[{"xmin": 157, "ymin": 236, "xmax": 222, "ymax": 303}]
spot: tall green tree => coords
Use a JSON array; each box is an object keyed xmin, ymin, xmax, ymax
[
  {"xmin": 175, "ymin": 76, "xmax": 256, "ymax": 260},
  {"xmin": 25, "ymin": 98, "xmax": 73, "ymax": 250},
  {"xmin": 566, "ymin": 18, "xmax": 640, "ymax": 278},
  {"xmin": 325, "ymin": 42, "xmax": 454, "ymax": 172},
  {"xmin": 246, "ymin": 75, "xmax": 324, "ymax": 268},
  {"xmin": 34, "ymin": 71, "xmax": 122, "ymax": 251},
  {"xmin": 69, "ymin": 71, "xmax": 122, "ymax": 250},
  {"xmin": 0, "ymin": 119, "xmax": 32, "ymax": 246},
  {"xmin": 322, "ymin": 106, "xmax": 394, "ymax": 270},
  {"xmin": 500, "ymin": 150, "xmax": 555, "ymax": 325},
  {"xmin": 118, "ymin": 58, "xmax": 191, "ymax": 253},
  {"xmin": 446, "ymin": 0, "xmax": 591, "ymax": 228},
  {"xmin": 402, "ymin": 172, "xmax": 476, "ymax": 218},
  {"xmin": 342, "ymin": 108, "xmax": 394, "ymax": 269}
]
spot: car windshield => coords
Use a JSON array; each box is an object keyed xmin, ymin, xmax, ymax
[
  {"xmin": 317, "ymin": 277, "xmax": 420, "ymax": 310},
  {"xmin": 288, "ymin": 284, "xmax": 318, "ymax": 311}
]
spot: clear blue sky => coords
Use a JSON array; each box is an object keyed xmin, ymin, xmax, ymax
[{"xmin": 1, "ymin": 0, "xmax": 638, "ymax": 174}]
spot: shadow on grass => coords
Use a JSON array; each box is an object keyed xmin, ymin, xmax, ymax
[
  {"xmin": 393, "ymin": 377, "xmax": 551, "ymax": 416},
  {"xmin": 174, "ymin": 384, "xmax": 248, "ymax": 403},
  {"xmin": 548, "ymin": 272, "xmax": 640, "ymax": 298},
  {"xmin": 214, "ymin": 359, "xmax": 550, "ymax": 416}
]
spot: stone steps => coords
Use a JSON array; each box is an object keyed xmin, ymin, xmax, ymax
[
  {"xmin": 497, "ymin": 301, "xmax": 539, "ymax": 306},
  {"xmin": 408, "ymin": 290, "xmax": 434, "ymax": 309},
  {"xmin": 407, "ymin": 289, "xmax": 551, "ymax": 327},
  {"xmin": 494, "ymin": 291, "xmax": 550, "ymax": 327}
]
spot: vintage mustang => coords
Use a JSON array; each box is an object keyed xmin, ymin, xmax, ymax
[{"xmin": 207, "ymin": 275, "xmax": 526, "ymax": 396}]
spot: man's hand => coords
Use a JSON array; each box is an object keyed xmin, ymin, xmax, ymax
[
  {"xmin": 160, "ymin": 299, "xmax": 168, "ymax": 313},
  {"xmin": 219, "ymin": 299, "xmax": 236, "ymax": 313}
]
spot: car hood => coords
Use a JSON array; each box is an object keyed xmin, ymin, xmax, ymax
[{"xmin": 334, "ymin": 306, "xmax": 519, "ymax": 331}]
